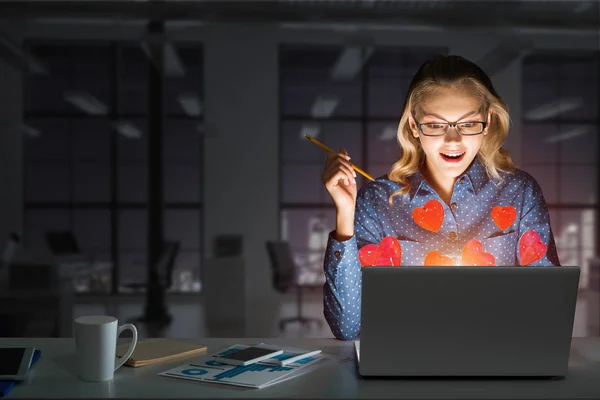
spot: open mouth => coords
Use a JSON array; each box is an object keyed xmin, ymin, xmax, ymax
[{"xmin": 440, "ymin": 152, "xmax": 466, "ymax": 163}]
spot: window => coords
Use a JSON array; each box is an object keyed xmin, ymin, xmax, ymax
[
  {"xmin": 23, "ymin": 41, "xmax": 203, "ymax": 293},
  {"xmin": 522, "ymin": 51, "xmax": 599, "ymax": 336},
  {"xmin": 279, "ymin": 45, "xmax": 446, "ymax": 285},
  {"xmin": 25, "ymin": 43, "xmax": 114, "ymax": 295},
  {"xmin": 522, "ymin": 52, "xmax": 599, "ymax": 278}
]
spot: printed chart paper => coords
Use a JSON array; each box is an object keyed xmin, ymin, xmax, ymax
[{"xmin": 159, "ymin": 352, "xmax": 327, "ymax": 388}]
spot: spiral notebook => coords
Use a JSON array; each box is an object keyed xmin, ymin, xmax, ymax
[{"xmin": 116, "ymin": 338, "xmax": 207, "ymax": 368}]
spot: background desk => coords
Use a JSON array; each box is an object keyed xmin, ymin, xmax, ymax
[
  {"xmin": 3, "ymin": 337, "xmax": 600, "ymax": 399},
  {"xmin": 0, "ymin": 258, "xmax": 112, "ymax": 337}
]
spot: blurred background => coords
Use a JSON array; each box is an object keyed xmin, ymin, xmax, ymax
[{"xmin": 0, "ymin": 0, "xmax": 598, "ymax": 339}]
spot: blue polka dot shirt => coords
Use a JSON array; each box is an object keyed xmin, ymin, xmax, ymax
[{"xmin": 322, "ymin": 157, "xmax": 561, "ymax": 340}]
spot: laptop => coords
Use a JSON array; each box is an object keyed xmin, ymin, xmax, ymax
[
  {"xmin": 356, "ymin": 266, "xmax": 580, "ymax": 378},
  {"xmin": 45, "ymin": 231, "xmax": 92, "ymax": 264}
]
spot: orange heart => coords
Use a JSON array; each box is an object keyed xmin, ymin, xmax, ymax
[
  {"xmin": 412, "ymin": 199, "xmax": 444, "ymax": 233},
  {"xmin": 424, "ymin": 251, "xmax": 455, "ymax": 266},
  {"xmin": 519, "ymin": 230, "xmax": 547, "ymax": 265},
  {"xmin": 492, "ymin": 205, "xmax": 516, "ymax": 231},
  {"xmin": 358, "ymin": 236, "xmax": 402, "ymax": 267},
  {"xmin": 461, "ymin": 239, "xmax": 495, "ymax": 266}
]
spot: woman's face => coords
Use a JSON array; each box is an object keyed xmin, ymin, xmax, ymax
[{"xmin": 409, "ymin": 86, "xmax": 490, "ymax": 184}]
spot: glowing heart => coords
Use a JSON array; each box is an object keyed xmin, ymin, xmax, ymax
[
  {"xmin": 412, "ymin": 199, "xmax": 444, "ymax": 233},
  {"xmin": 492, "ymin": 205, "xmax": 517, "ymax": 231},
  {"xmin": 519, "ymin": 230, "xmax": 547, "ymax": 265},
  {"xmin": 358, "ymin": 236, "xmax": 402, "ymax": 267},
  {"xmin": 424, "ymin": 251, "xmax": 455, "ymax": 266},
  {"xmin": 461, "ymin": 239, "xmax": 495, "ymax": 266}
]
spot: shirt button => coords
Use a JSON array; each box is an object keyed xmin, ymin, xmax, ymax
[
  {"xmin": 451, "ymin": 202, "xmax": 458, "ymax": 211},
  {"xmin": 334, "ymin": 250, "xmax": 342, "ymax": 258},
  {"xmin": 449, "ymin": 232, "xmax": 457, "ymax": 240},
  {"xmin": 459, "ymin": 178, "xmax": 465, "ymax": 184}
]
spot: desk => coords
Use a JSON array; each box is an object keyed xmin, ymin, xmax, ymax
[
  {"xmin": 0, "ymin": 258, "xmax": 112, "ymax": 337},
  {"xmin": 8, "ymin": 255, "xmax": 112, "ymax": 292},
  {"xmin": 3, "ymin": 337, "xmax": 600, "ymax": 399},
  {"xmin": 0, "ymin": 270, "xmax": 73, "ymax": 337}
]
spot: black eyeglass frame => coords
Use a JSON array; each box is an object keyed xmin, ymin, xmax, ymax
[{"xmin": 415, "ymin": 121, "xmax": 488, "ymax": 137}]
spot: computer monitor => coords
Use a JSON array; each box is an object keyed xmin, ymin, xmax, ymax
[{"xmin": 45, "ymin": 231, "xmax": 80, "ymax": 255}]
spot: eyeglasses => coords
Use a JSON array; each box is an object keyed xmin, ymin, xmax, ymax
[{"xmin": 416, "ymin": 121, "xmax": 487, "ymax": 136}]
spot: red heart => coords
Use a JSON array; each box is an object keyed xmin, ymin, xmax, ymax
[
  {"xmin": 412, "ymin": 200, "xmax": 444, "ymax": 233},
  {"xmin": 519, "ymin": 230, "xmax": 547, "ymax": 265},
  {"xmin": 424, "ymin": 251, "xmax": 455, "ymax": 266},
  {"xmin": 492, "ymin": 205, "xmax": 517, "ymax": 231},
  {"xmin": 358, "ymin": 236, "xmax": 402, "ymax": 267},
  {"xmin": 461, "ymin": 240, "xmax": 495, "ymax": 266}
]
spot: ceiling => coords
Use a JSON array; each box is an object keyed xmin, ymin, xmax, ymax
[{"xmin": 0, "ymin": 0, "xmax": 597, "ymax": 33}]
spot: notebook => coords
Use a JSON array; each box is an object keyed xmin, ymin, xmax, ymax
[{"xmin": 116, "ymin": 338, "xmax": 207, "ymax": 368}]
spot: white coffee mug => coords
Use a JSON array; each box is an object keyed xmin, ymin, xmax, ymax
[{"xmin": 74, "ymin": 315, "xmax": 138, "ymax": 382}]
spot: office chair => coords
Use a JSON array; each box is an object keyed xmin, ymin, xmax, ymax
[
  {"xmin": 1, "ymin": 232, "xmax": 20, "ymax": 270},
  {"xmin": 123, "ymin": 241, "xmax": 179, "ymax": 292},
  {"xmin": 266, "ymin": 241, "xmax": 323, "ymax": 331},
  {"xmin": 127, "ymin": 241, "xmax": 180, "ymax": 327}
]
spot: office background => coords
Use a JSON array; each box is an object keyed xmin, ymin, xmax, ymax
[{"xmin": 0, "ymin": 0, "xmax": 598, "ymax": 338}]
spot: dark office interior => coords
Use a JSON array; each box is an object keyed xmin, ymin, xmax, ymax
[{"xmin": 0, "ymin": 0, "xmax": 598, "ymax": 340}]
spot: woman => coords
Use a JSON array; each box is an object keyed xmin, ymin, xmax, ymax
[{"xmin": 321, "ymin": 55, "xmax": 560, "ymax": 340}]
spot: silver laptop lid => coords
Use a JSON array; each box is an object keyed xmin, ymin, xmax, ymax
[{"xmin": 359, "ymin": 266, "xmax": 580, "ymax": 377}]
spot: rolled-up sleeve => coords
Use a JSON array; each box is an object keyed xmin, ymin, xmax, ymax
[
  {"xmin": 518, "ymin": 176, "xmax": 561, "ymax": 266},
  {"xmin": 323, "ymin": 186, "xmax": 385, "ymax": 340}
]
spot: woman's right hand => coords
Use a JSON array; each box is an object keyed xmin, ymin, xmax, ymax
[{"xmin": 321, "ymin": 147, "xmax": 358, "ymax": 212}]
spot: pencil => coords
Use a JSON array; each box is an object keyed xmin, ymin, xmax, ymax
[{"xmin": 304, "ymin": 134, "xmax": 375, "ymax": 181}]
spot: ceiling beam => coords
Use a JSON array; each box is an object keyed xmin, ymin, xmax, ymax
[{"xmin": 0, "ymin": 1, "xmax": 595, "ymax": 32}]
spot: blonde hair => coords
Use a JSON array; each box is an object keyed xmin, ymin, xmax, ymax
[{"xmin": 387, "ymin": 55, "xmax": 517, "ymax": 207}]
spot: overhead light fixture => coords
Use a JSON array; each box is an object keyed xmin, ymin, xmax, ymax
[
  {"xmin": 115, "ymin": 121, "xmax": 142, "ymax": 139},
  {"xmin": 166, "ymin": 20, "xmax": 208, "ymax": 28},
  {"xmin": 163, "ymin": 43, "xmax": 186, "ymax": 77},
  {"xmin": 379, "ymin": 124, "xmax": 398, "ymax": 141},
  {"xmin": 510, "ymin": 27, "xmax": 596, "ymax": 35},
  {"xmin": 16, "ymin": 123, "xmax": 41, "ymax": 138},
  {"xmin": 331, "ymin": 46, "xmax": 374, "ymax": 81},
  {"xmin": 141, "ymin": 37, "xmax": 186, "ymax": 78},
  {"xmin": 278, "ymin": 22, "xmax": 444, "ymax": 33},
  {"xmin": 525, "ymin": 97, "xmax": 583, "ymax": 121},
  {"xmin": 0, "ymin": 34, "xmax": 47, "ymax": 74},
  {"xmin": 178, "ymin": 94, "xmax": 202, "ymax": 117},
  {"xmin": 573, "ymin": 2, "xmax": 593, "ymax": 13},
  {"xmin": 63, "ymin": 90, "xmax": 109, "ymax": 115},
  {"xmin": 476, "ymin": 38, "xmax": 531, "ymax": 76},
  {"xmin": 299, "ymin": 123, "xmax": 320, "ymax": 139},
  {"xmin": 544, "ymin": 126, "xmax": 589, "ymax": 143},
  {"xmin": 360, "ymin": 23, "xmax": 444, "ymax": 32},
  {"xmin": 32, "ymin": 17, "xmax": 144, "ymax": 25},
  {"xmin": 311, "ymin": 95, "xmax": 339, "ymax": 118},
  {"xmin": 278, "ymin": 22, "xmax": 359, "ymax": 33}
]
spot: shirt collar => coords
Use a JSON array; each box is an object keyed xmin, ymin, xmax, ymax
[
  {"xmin": 407, "ymin": 156, "xmax": 490, "ymax": 201},
  {"xmin": 463, "ymin": 156, "xmax": 490, "ymax": 194},
  {"xmin": 407, "ymin": 168, "xmax": 427, "ymax": 202}
]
